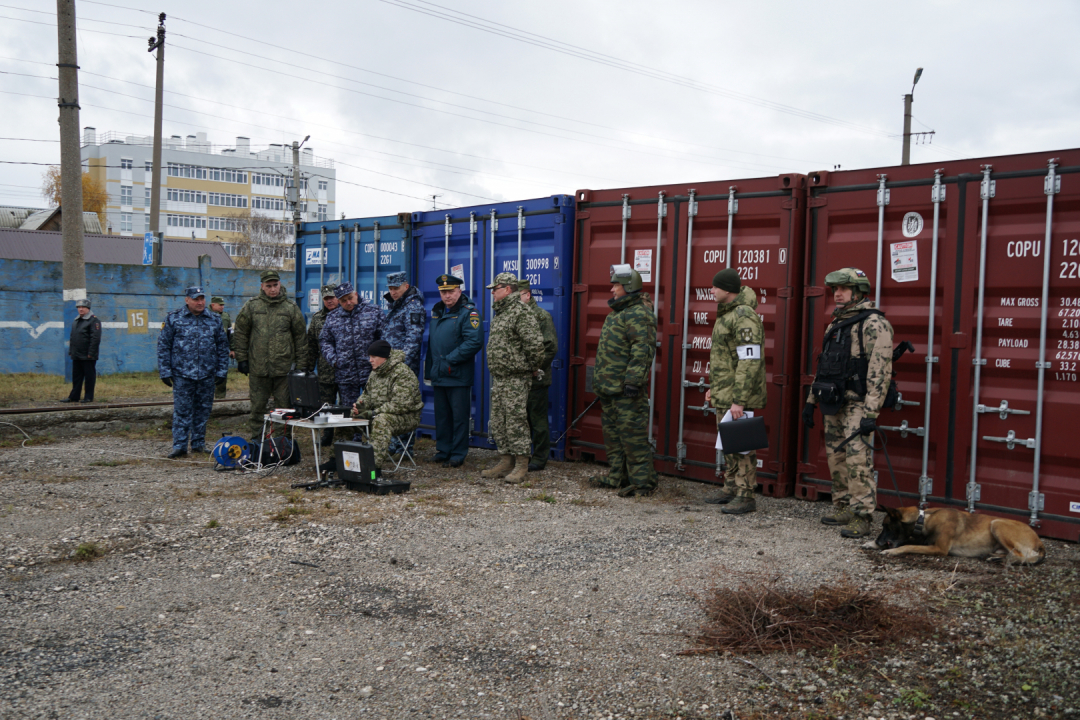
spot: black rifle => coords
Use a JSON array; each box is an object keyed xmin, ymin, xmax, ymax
[{"xmin": 554, "ymin": 397, "xmax": 601, "ymax": 447}]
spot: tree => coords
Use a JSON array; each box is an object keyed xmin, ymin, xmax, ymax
[
  {"xmin": 40, "ymin": 166, "xmax": 109, "ymax": 228},
  {"xmin": 221, "ymin": 209, "xmax": 296, "ymax": 271}
]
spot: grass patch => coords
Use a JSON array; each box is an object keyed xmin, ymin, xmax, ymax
[
  {"xmin": 269, "ymin": 506, "xmax": 312, "ymax": 523},
  {"xmin": 0, "ymin": 369, "xmax": 248, "ymax": 408},
  {"xmin": 204, "ymin": 519, "xmax": 219, "ymax": 528},
  {"xmin": 686, "ymin": 571, "xmax": 935, "ymax": 656},
  {"xmin": 74, "ymin": 542, "xmax": 104, "ymax": 561},
  {"xmin": 529, "ymin": 492, "xmax": 557, "ymax": 504},
  {"xmin": 0, "ymin": 433, "xmax": 56, "ymax": 449}
]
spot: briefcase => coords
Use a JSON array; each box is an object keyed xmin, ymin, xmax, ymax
[{"xmin": 717, "ymin": 416, "xmax": 769, "ymax": 454}]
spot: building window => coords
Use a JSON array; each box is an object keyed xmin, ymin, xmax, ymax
[
  {"xmin": 166, "ymin": 214, "xmax": 207, "ymax": 229},
  {"xmin": 251, "ymin": 172, "xmax": 284, "ymax": 188},
  {"xmin": 166, "ymin": 163, "xmax": 207, "ymax": 179},
  {"xmin": 120, "ymin": 213, "xmax": 132, "ymax": 232},
  {"xmin": 120, "ymin": 186, "xmax": 133, "ymax": 205},
  {"xmin": 120, "ymin": 158, "xmax": 133, "ymax": 170},
  {"xmin": 145, "ymin": 187, "xmax": 151, "ymax": 205},
  {"xmin": 145, "ymin": 160, "xmax": 153, "ymax": 172},
  {"xmin": 317, "ymin": 204, "xmax": 327, "ymax": 221},
  {"xmin": 167, "ymin": 188, "xmax": 207, "ymax": 204},
  {"xmin": 207, "ymin": 192, "xmax": 248, "ymax": 208},
  {"xmin": 208, "ymin": 216, "xmax": 240, "ymax": 232},
  {"xmin": 252, "ymin": 196, "xmax": 284, "ymax": 211},
  {"xmin": 208, "ymin": 168, "xmax": 248, "ymax": 184},
  {"xmin": 318, "ymin": 180, "xmax": 327, "ymax": 191}
]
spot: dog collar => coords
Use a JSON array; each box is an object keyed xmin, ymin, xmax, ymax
[{"xmin": 913, "ymin": 508, "xmax": 927, "ymax": 535}]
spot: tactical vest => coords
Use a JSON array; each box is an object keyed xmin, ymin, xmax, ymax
[{"xmin": 811, "ymin": 309, "xmax": 885, "ymax": 415}]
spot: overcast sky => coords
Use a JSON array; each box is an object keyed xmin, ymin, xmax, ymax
[{"xmin": 2, "ymin": 0, "xmax": 1078, "ymax": 216}]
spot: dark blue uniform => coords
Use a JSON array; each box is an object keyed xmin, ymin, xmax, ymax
[
  {"xmin": 319, "ymin": 299, "xmax": 386, "ymax": 407},
  {"xmin": 158, "ymin": 306, "xmax": 230, "ymax": 452},
  {"xmin": 425, "ymin": 292, "xmax": 483, "ymax": 463},
  {"xmin": 383, "ymin": 285, "xmax": 426, "ymax": 379}
]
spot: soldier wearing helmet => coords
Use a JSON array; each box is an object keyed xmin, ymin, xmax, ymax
[
  {"xmin": 590, "ymin": 264, "xmax": 659, "ymax": 496},
  {"xmin": 803, "ymin": 267, "xmax": 894, "ymax": 539}
]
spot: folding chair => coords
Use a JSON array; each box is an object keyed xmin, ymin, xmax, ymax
[{"xmin": 391, "ymin": 430, "xmax": 417, "ymax": 472}]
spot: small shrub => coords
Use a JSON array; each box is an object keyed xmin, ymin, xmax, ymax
[
  {"xmin": 529, "ymin": 493, "xmax": 556, "ymax": 504},
  {"xmin": 205, "ymin": 519, "xmax": 219, "ymax": 529},
  {"xmin": 74, "ymin": 542, "xmax": 103, "ymax": 561}
]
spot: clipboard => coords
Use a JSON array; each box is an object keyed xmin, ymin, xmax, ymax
[{"xmin": 717, "ymin": 415, "xmax": 769, "ymax": 454}]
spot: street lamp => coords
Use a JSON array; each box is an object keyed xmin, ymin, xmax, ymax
[{"xmin": 902, "ymin": 67, "xmax": 924, "ymax": 166}]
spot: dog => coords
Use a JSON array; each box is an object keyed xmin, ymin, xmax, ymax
[{"xmin": 867, "ymin": 506, "xmax": 1046, "ymax": 565}]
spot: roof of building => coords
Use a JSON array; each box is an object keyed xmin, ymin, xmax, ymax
[
  {"xmin": 0, "ymin": 228, "xmax": 237, "ymax": 269},
  {"xmin": 0, "ymin": 205, "xmax": 103, "ymax": 233}
]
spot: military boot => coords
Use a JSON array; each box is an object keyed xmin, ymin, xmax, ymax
[
  {"xmin": 721, "ymin": 496, "xmax": 756, "ymax": 515},
  {"xmin": 840, "ymin": 513, "xmax": 873, "ymax": 539},
  {"xmin": 503, "ymin": 456, "xmax": 530, "ymax": 484},
  {"xmin": 821, "ymin": 506, "xmax": 855, "ymax": 526},
  {"xmin": 704, "ymin": 489, "xmax": 737, "ymax": 505},
  {"xmin": 481, "ymin": 455, "xmax": 514, "ymax": 479}
]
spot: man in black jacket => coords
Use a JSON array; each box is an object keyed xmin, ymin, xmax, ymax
[{"xmin": 62, "ymin": 298, "xmax": 101, "ymax": 404}]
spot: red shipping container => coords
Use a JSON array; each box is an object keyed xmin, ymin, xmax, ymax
[
  {"xmin": 568, "ymin": 175, "xmax": 807, "ymax": 494},
  {"xmin": 798, "ymin": 149, "xmax": 1080, "ymax": 542}
]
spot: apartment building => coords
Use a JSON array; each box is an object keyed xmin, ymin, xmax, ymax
[{"xmin": 81, "ymin": 129, "xmax": 336, "ymax": 259}]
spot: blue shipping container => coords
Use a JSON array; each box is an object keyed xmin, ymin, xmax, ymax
[
  {"xmin": 294, "ymin": 215, "xmax": 411, "ymax": 317},
  {"xmin": 412, "ymin": 195, "xmax": 575, "ymax": 461}
]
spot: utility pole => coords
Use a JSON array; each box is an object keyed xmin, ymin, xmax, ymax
[
  {"xmin": 57, "ymin": 0, "xmax": 86, "ymax": 383},
  {"xmin": 290, "ymin": 136, "xmax": 309, "ymax": 237},
  {"xmin": 901, "ymin": 67, "xmax": 923, "ymax": 166},
  {"xmin": 147, "ymin": 13, "xmax": 165, "ymax": 233}
]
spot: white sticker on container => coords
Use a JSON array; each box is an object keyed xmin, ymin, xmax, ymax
[
  {"xmin": 305, "ymin": 247, "xmax": 327, "ymax": 266},
  {"xmin": 308, "ymin": 288, "xmax": 320, "ymax": 312},
  {"xmin": 634, "ymin": 249, "xmax": 652, "ymax": 283},
  {"xmin": 1069, "ymin": 501, "xmax": 1080, "ymax": 514},
  {"xmin": 891, "ymin": 240, "xmax": 919, "ymax": 283},
  {"xmin": 902, "ymin": 211, "xmax": 924, "ymax": 238},
  {"xmin": 736, "ymin": 344, "xmax": 761, "ymax": 360},
  {"xmin": 342, "ymin": 451, "xmax": 360, "ymax": 473},
  {"xmin": 451, "ymin": 263, "xmax": 465, "ymax": 290}
]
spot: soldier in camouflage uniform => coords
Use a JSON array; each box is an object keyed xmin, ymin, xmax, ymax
[
  {"xmin": 518, "ymin": 279, "xmax": 558, "ymax": 471},
  {"xmin": 233, "ymin": 270, "xmax": 308, "ymax": 439},
  {"xmin": 382, "ymin": 270, "xmax": 425, "ymax": 379},
  {"xmin": 209, "ymin": 296, "xmax": 233, "ymax": 400},
  {"xmin": 703, "ymin": 268, "xmax": 767, "ymax": 514},
  {"xmin": 351, "ymin": 340, "xmax": 423, "ymax": 472},
  {"xmin": 803, "ymin": 267, "xmax": 894, "ymax": 539},
  {"xmin": 481, "ymin": 272, "xmax": 545, "ymax": 484},
  {"xmin": 158, "ymin": 286, "xmax": 230, "ymax": 458},
  {"xmin": 592, "ymin": 265, "xmax": 658, "ymax": 497}
]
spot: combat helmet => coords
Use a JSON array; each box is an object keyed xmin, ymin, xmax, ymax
[
  {"xmin": 609, "ymin": 264, "xmax": 643, "ymax": 293},
  {"xmin": 824, "ymin": 267, "xmax": 871, "ymax": 295}
]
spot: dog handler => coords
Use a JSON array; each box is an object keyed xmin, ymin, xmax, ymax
[{"xmin": 802, "ymin": 268, "xmax": 893, "ymax": 539}]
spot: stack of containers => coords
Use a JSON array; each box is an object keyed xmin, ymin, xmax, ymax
[
  {"xmin": 798, "ymin": 149, "xmax": 1080, "ymax": 542},
  {"xmin": 293, "ymin": 215, "xmax": 411, "ymax": 317},
  {"xmin": 568, "ymin": 175, "xmax": 807, "ymax": 495},
  {"xmin": 411, "ymin": 195, "xmax": 576, "ymax": 460}
]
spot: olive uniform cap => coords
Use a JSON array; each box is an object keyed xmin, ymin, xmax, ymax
[
  {"xmin": 210, "ymin": 296, "xmax": 224, "ymax": 305},
  {"xmin": 486, "ymin": 272, "xmax": 519, "ymax": 289},
  {"xmin": 824, "ymin": 267, "xmax": 871, "ymax": 294}
]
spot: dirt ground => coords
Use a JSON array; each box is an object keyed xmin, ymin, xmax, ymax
[{"xmin": 0, "ymin": 418, "xmax": 1077, "ymax": 720}]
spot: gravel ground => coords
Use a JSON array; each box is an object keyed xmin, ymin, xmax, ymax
[{"xmin": 0, "ymin": 424, "xmax": 1077, "ymax": 720}]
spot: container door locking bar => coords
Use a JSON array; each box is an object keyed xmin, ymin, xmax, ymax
[
  {"xmin": 675, "ymin": 190, "xmax": 698, "ymax": 470},
  {"xmin": 966, "ymin": 165, "xmax": 995, "ymax": 512},
  {"xmin": 647, "ymin": 192, "xmax": 666, "ymax": 448},
  {"xmin": 982, "ymin": 430, "xmax": 1035, "ymax": 450},
  {"xmin": 976, "ymin": 399, "xmax": 1030, "ymax": 420}
]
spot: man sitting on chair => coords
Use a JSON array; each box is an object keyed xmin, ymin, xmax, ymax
[{"xmin": 352, "ymin": 339, "xmax": 423, "ymax": 472}]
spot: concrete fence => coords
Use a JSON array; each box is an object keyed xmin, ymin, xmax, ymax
[{"xmin": 0, "ymin": 257, "xmax": 270, "ymax": 376}]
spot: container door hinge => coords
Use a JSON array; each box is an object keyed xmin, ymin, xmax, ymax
[
  {"xmin": 918, "ymin": 475, "xmax": 933, "ymax": 497},
  {"xmin": 1028, "ymin": 491, "xmax": 1045, "ymax": 512},
  {"xmin": 805, "ymin": 286, "xmax": 825, "ymax": 297},
  {"xmin": 777, "ymin": 287, "xmax": 793, "ymax": 298},
  {"xmin": 877, "ymin": 420, "xmax": 925, "ymax": 438},
  {"xmin": 781, "ymin": 197, "xmax": 798, "ymax": 210},
  {"xmin": 573, "ymin": 283, "xmax": 588, "ymax": 293},
  {"xmin": 773, "ymin": 374, "xmax": 788, "ymax": 386},
  {"xmin": 977, "ymin": 399, "xmax": 1030, "ymax": 420},
  {"xmin": 569, "ymin": 356, "xmax": 585, "ymax": 366},
  {"xmin": 808, "ymin": 196, "xmax": 827, "ymax": 208},
  {"xmin": 983, "ymin": 430, "xmax": 1036, "ymax": 450},
  {"xmin": 966, "ymin": 481, "xmax": 981, "ymax": 503},
  {"xmin": 575, "ymin": 211, "xmax": 590, "ymax": 220}
]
